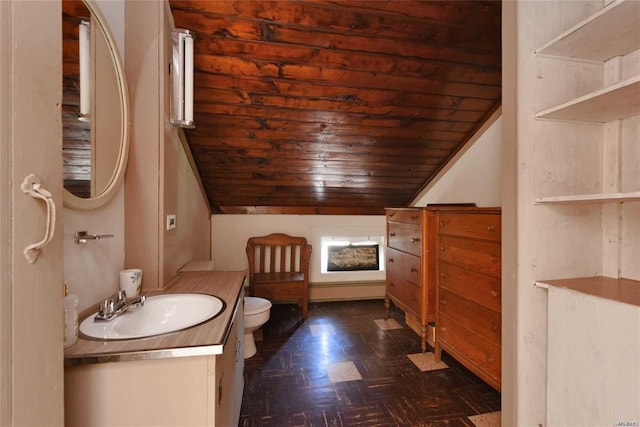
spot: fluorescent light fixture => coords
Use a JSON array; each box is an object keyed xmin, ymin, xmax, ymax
[
  {"xmin": 78, "ymin": 19, "xmax": 91, "ymax": 122},
  {"xmin": 171, "ymin": 29, "xmax": 195, "ymax": 128}
]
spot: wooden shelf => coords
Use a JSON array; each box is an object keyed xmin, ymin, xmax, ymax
[
  {"xmin": 536, "ymin": 276, "xmax": 640, "ymax": 307},
  {"xmin": 535, "ymin": 0, "xmax": 640, "ymax": 61},
  {"xmin": 536, "ymin": 191, "xmax": 640, "ymax": 204},
  {"xmin": 536, "ymin": 75, "xmax": 640, "ymax": 122}
]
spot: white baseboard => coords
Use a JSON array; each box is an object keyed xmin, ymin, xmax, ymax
[{"xmin": 309, "ymin": 280, "xmax": 385, "ymax": 302}]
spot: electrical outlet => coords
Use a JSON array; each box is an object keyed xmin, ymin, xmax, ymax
[{"xmin": 166, "ymin": 214, "xmax": 176, "ymax": 230}]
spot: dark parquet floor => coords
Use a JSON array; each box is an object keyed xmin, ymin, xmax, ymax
[{"xmin": 239, "ymin": 299, "xmax": 501, "ymax": 427}]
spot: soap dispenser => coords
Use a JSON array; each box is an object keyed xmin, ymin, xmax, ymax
[{"xmin": 63, "ymin": 282, "xmax": 79, "ymax": 348}]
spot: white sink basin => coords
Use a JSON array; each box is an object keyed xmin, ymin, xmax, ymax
[{"xmin": 79, "ymin": 293, "xmax": 225, "ymax": 340}]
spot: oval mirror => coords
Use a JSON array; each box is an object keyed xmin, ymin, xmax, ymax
[{"xmin": 62, "ymin": 0, "xmax": 129, "ymax": 209}]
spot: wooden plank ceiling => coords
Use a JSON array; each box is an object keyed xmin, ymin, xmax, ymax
[{"xmin": 169, "ymin": 0, "xmax": 501, "ymax": 215}]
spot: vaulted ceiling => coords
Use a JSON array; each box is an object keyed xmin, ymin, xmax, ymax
[{"xmin": 169, "ymin": 1, "xmax": 501, "ymax": 215}]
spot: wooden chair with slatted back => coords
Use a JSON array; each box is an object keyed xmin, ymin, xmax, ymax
[{"xmin": 246, "ymin": 233, "xmax": 312, "ymax": 319}]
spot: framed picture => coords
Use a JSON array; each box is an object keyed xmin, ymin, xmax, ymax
[{"xmin": 327, "ymin": 244, "xmax": 380, "ymax": 272}]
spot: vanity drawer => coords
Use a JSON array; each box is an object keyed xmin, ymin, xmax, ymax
[
  {"xmin": 386, "ymin": 247, "xmax": 421, "ymax": 283},
  {"xmin": 386, "ymin": 271, "xmax": 421, "ymax": 315},
  {"xmin": 438, "ymin": 263, "xmax": 501, "ymax": 312},
  {"xmin": 386, "ymin": 208, "xmax": 422, "ymax": 226},
  {"xmin": 438, "ymin": 236, "xmax": 501, "ymax": 278},
  {"xmin": 438, "ymin": 288, "xmax": 500, "ymax": 346},
  {"xmin": 438, "ymin": 313, "xmax": 501, "ymax": 387},
  {"xmin": 438, "ymin": 213, "xmax": 501, "ymax": 242},
  {"xmin": 388, "ymin": 223, "xmax": 422, "ymax": 256}
]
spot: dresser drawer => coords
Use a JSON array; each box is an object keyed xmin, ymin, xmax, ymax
[
  {"xmin": 386, "ymin": 247, "xmax": 421, "ymax": 283},
  {"xmin": 438, "ymin": 236, "xmax": 501, "ymax": 278},
  {"xmin": 438, "ymin": 313, "xmax": 501, "ymax": 385},
  {"xmin": 386, "ymin": 271, "xmax": 421, "ymax": 315},
  {"xmin": 386, "ymin": 209, "xmax": 421, "ymax": 226},
  {"xmin": 438, "ymin": 263, "xmax": 501, "ymax": 312},
  {"xmin": 388, "ymin": 223, "xmax": 422, "ymax": 256},
  {"xmin": 438, "ymin": 288, "xmax": 500, "ymax": 345},
  {"xmin": 438, "ymin": 213, "xmax": 501, "ymax": 242}
]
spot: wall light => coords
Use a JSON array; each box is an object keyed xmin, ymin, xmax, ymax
[
  {"xmin": 78, "ymin": 19, "xmax": 91, "ymax": 122},
  {"xmin": 171, "ymin": 29, "xmax": 195, "ymax": 128}
]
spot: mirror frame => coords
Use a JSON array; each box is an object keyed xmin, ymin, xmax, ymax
[{"xmin": 63, "ymin": 0, "xmax": 130, "ymax": 210}]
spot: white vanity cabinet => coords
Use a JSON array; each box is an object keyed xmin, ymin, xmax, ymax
[
  {"xmin": 65, "ymin": 307, "xmax": 243, "ymax": 426},
  {"xmin": 214, "ymin": 299, "xmax": 244, "ymax": 427},
  {"xmin": 64, "ymin": 271, "xmax": 246, "ymax": 427}
]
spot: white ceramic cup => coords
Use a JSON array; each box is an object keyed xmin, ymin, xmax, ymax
[{"xmin": 119, "ymin": 268, "xmax": 142, "ymax": 297}]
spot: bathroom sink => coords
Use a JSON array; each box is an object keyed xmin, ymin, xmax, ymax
[{"xmin": 79, "ymin": 293, "xmax": 225, "ymax": 340}]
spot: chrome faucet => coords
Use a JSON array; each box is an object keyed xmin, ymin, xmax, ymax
[{"xmin": 94, "ymin": 290, "xmax": 146, "ymax": 322}]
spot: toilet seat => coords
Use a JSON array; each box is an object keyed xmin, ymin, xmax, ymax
[{"xmin": 245, "ymin": 296, "xmax": 272, "ymax": 316}]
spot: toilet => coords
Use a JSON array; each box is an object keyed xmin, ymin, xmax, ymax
[{"xmin": 243, "ymin": 296, "xmax": 272, "ymax": 359}]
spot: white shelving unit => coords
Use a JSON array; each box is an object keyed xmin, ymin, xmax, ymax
[
  {"xmin": 535, "ymin": 0, "xmax": 640, "ymax": 61},
  {"xmin": 530, "ymin": 1, "xmax": 640, "ymax": 424},
  {"xmin": 536, "ymin": 76, "xmax": 640, "ymax": 123},
  {"xmin": 535, "ymin": 0, "xmax": 640, "ymax": 211},
  {"xmin": 536, "ymin": 190, "xmax": 640, "ymax": 205}
]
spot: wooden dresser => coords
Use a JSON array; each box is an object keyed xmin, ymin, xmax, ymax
[
  {"xmin": 385, "ymin": 208, "xmax": 434, "ymax": 352},
  {"xmin": 433, "ymin": 208, "xmax": 501, "ymax": 391},
  {"xmin": 385, "ymin": 206, "xmax": 475, "ymax": 351}
]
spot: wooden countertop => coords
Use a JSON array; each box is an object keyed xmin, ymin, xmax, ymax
[{"xmin": 64, "ymin": 270, "xmax": 246, "ymax": 366}]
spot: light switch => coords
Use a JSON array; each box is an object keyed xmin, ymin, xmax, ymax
[{"xmin": 166, "ymin": 214, "xmax": 176, "ymax": 230}]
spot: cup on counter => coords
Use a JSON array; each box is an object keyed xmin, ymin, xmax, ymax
[{"xmin": 119, "ymin": 268, "xmax": 142, "ymax": 297}]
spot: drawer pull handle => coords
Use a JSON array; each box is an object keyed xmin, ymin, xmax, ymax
[
  {"xmin": 389, "ymin": 258, "xmax": 394, "ymax": 263},
  {"xmin": 440, "ymin": 326, "xmax": 446, "ymax": 332},
  {"xmin": 440, "ymin": 221, "xmax": 446, "ymax": 227},
  {"xmin": 389, "ymin": 282, "xmax": 395, "ymax": 288},
  {"xmin": 411, "ymin": 215, "xmax": 419, "ymax": 220},
  {"xmin": 487, "ymin": 356, "xmax": 494, "ymax": 364},
  {"xmin": 389, "ymin": 212, "xmax": 396, "ymax": 217},
  {"xmin": 410, "ymin": 267, "xmax": 418, "ymax": 273},
  {"xmin": 411, "ymin": 237, "xmax": 420, "ymax": 243},
  {"xmin": 440, "ymin": 272, "xmax": 447, "ymax": 279},
  {"xmin": 440, "ymin": 246, "xmax": 445, "ymax": 252},
  {"xmin": 440, "ymin": 298, "xmax": 447, "ymax": 305},
  {"xmin": 487, "ymin": 225, "xmax": 496, "ymax": 232},
  {"xmin": 390, "ymin": 232, "xmax": 396, "ymax": 237},
  {"xmin": 491, "ymin": 256, "xmax": 498, "ymax": 263},
  {"xmin": 490, "ymin": 290, "xmax": 499, "ymax": 298},
  {"xmin": 491, "ymin": 323, "xmax": 499, "ymax": 332}
]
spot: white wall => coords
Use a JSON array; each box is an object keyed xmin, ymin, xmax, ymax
[
  {"xmin": 211, "ymin": 214, "xmax": 386, "ymax": 286},
  {"xmin": 413, "ymin": 115, "xmax": 502, "ymax": 207},
  {"xmin": 65, "ymin": 1, "xmax": 211, "ymax": 311},
  {"xmin": 63, "ymin": 0, "xmax": 126, "ymax": 312}
]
